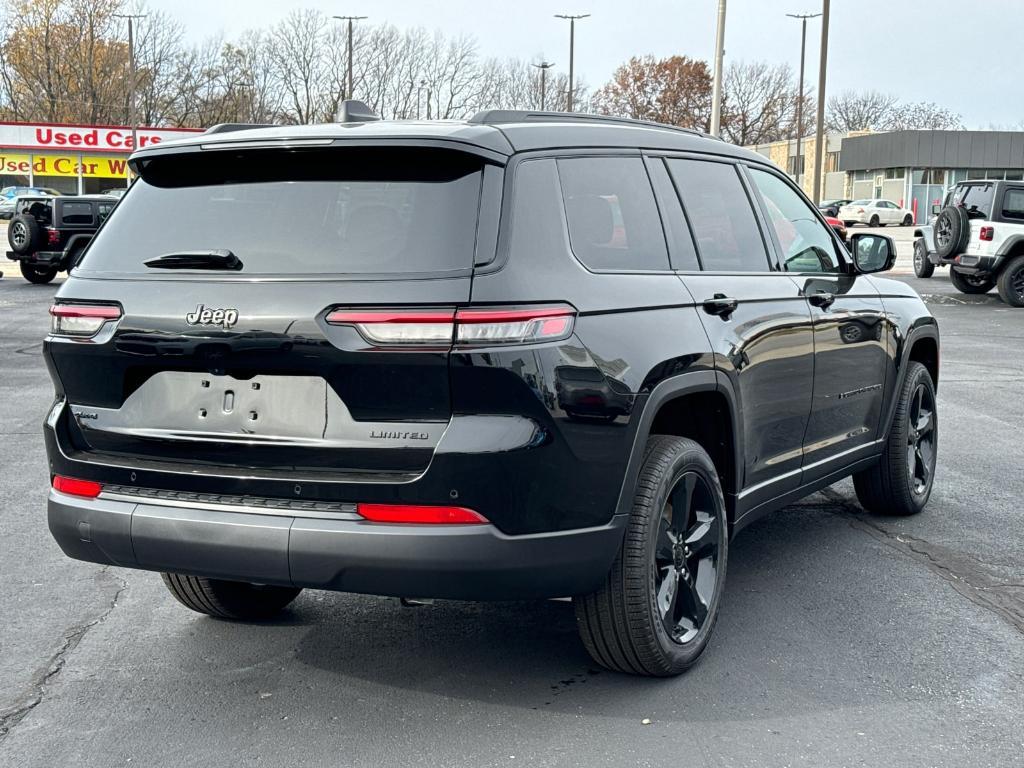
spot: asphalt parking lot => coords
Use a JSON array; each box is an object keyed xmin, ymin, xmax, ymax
[{"xmin": 1, "ymin": 267, "xmax": 1022, "ymax": 767}]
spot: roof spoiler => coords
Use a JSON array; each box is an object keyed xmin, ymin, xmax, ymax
[{"xmin": 337, "ymin": 100, "xmax": 380, "ymax": 123}]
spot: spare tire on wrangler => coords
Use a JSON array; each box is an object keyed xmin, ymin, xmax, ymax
[
  {"xmin": 934, "ymin": 206, "xmax": 970, "ymax": 258},
  {"xmin": 8, "ymin": 213, "xmax": 45, "ymax": 255}
]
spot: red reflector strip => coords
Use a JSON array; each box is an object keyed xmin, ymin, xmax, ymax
[
  {"xmin": 454, "ymin": 307, "xmax": 574, "ymax": 323},
  {"xmin": 49, "ymin": 304, "xmax": 122, "ymax": 319},
  {"xmin": 52, "ymin": 475, "xmax": 102, "ymax": 498},
  {"xmin": 326, "ymin": 310, "xmax": 456, "ymax": 324},
  {"xmin": 357, "ymin": 503, "xmax": 488, "ymax": 525}
]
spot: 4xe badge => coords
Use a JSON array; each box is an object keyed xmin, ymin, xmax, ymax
[{"xmin": 186, "ymin": 304, "xmax": 239, "ymax": 329}]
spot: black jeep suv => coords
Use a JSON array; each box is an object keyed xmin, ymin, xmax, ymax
[
  {"xmin": 6, "ymin": 195, "xmax": 117, "ymax": 283},
  {"xmin": 44, "ymin": 108, "xmax": 940, "ymax": 676}
]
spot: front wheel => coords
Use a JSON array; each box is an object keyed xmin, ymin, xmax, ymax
[
  {"xmin": 913, "ymin": 239, "xmax": 935, "ymax": 278},
  {"xmin": 161, "ymin": 573, "xmax": 302, "ymax": 620},
  {"xmin": 950, "ymin": 269, "xmax": 995, "ymax": 294},
  {"xmin": 19, "ymin": 262, "xmax": 58, "ymax": 284},
  {"xmin": 995, "ymin": 255, "xmax": 1024, "ymax": 307},
  {"xmin": 575, "ymin": 436, "xmax": 728, "ymax": 676},
  {"xmin": 869, "ymin": 214, "xmax": 881, "ymax": 227},
  {"xmin": 902, "ymin": 214, "xmax": 914, "ymax": 226},
  {"xmin": 853, "ymin": 362, "xmax": 937, "ymax": 516}
]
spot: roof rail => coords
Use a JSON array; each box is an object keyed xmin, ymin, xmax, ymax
[
  {"xmin": 204, "ymin": 123, "xmax": 277, "ymax": 135},
  {"xmin": 468, "ymin": 110, "xmax": 712, "ymax": 139}
]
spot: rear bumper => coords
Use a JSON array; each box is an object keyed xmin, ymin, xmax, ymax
[
  {"xmin": 5, "ymin": 250, "xmax": 63, "ymax": 265},
  {"xmin": 48, "ymin": 490, "xmax": 626, "ymax": 600}
]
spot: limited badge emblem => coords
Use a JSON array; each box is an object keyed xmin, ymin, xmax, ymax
[{"xmin": 186, "ymin": 304, "xmax": 238, "ymax": 329}]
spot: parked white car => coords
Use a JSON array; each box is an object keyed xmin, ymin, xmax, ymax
[{"xmin": 838, "ymin": 199, "xmax": 915, "ymax": 227}]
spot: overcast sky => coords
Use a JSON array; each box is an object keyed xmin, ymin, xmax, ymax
[{"xmin": 147, "ymin": 0, "xmax": 1022, "ymax": 128}]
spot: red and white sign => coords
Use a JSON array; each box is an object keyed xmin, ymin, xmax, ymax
[{"xmin": 0, "ymin": 120, "xmax": 201, "ymax": 153}]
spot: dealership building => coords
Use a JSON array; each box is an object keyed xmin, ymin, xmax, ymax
[
  {"xmin": 0, "ymin": 121, "xmax": 201, "ymax": 195},
  {"xmin": 749, "ymin": 129, "xmax": 1024, "ymax": 224}
]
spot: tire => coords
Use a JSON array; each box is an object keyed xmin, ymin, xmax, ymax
[
  {"xmin": 575, "ymin": 435, "xmax": 728, "ymax": 676},
  {"xmin": 853, "ymin": 361, "xmax": 937, "ymax": 516},
  {"xmin": 19, "ymin": 261, "xmax": 57, "ymax": 284},
  {"xmin": 869, "ymin": 214, "xmax": 880, "ymax": 227},
  {"xmin": 8, "ymin": 214, "xmax": 44, "ymax": 255},
  {"xmin": 950, "ymin": 268, "xmax": 995, "ymax": 294},
  {"xmin": 902, "ymin": 214, "xmax": 914, "ymax": 226},
  {"xmin": 995, "ymin": 254, "xmax": 1024, "ymax": 307},
  {"xmin": 161, "ymin": 573, "xmax": 302, "ymax": 620},
  {"xmin": 934, "ymin": 206, "xmax": 970, "ymax": 258},
  {"xmin": 843, "ymin": 220, "xmax": 855, "ymax": 227},
  {"xmin": 913, "ymin": 239, "xmax": 935, "ymax": 278}
]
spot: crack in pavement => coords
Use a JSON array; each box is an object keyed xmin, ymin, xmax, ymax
[
  {"xmin": 817, "ymin": 488, "xmax": 1024, "ymax": 636},
  {"xmin": 0, "ymin": 569, "xmax": 128, "ymax": 744}
]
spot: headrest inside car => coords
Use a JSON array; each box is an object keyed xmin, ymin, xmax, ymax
[{"xmin": 567, "ymin": 194, "xmax": 614, "ymax": 245}]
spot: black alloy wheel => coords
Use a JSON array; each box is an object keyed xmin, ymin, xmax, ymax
[
  {"xmin": 902, "ymin": 214, "xmax": 914, "ymax": 226},
  {"xmin": 653, "ymin": 471, "xmax": 723, "ymax": 645},
  {"xmin": 906, "ymin": 381, "xmax": 936, "ymax": 496},
  {"xmin": 854, "ymin": 361, "xmax": 937, "ymax": 516},
  {"xmin": 950, "ymin": 269, "xmax": 995, "ymax": 294},
  {"xmin": 996, "ymin": 255, "xmax": 1024, "ymax": 307},
  {"xmin": 869, "ymin": 214, "xmax": 880, "ymax": 227},
  {"xmin": 575, "ymin": 436, "xmax": 728, "ymax": 676}
]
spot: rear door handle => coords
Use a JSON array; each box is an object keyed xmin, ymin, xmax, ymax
[
  {"xmin": 807, "ymin": 291, "xmax": 836, "ymax": 309},
  {"xmin": 702, "ymin": 294, "xmax": 739, "ymax": 320}
]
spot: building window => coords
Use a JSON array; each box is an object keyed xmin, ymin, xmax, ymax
[
  {"xmin": 787, "ymin": 156, "xmax": 805, "ymax": 176},
  {"xmin": 825, "ymin": 151, "xmax": 840, "ymax": 173},
  {"xmin": 915, "ymin": 169, "xmax": 945, "ymax": 185},
  {"xmin": 884, "ymin": 168, "xmax": 904, "ymax": 180}
]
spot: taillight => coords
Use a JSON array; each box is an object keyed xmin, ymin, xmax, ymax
[
  {"xmin": 357, "ymin": 503, "xmax": 488, "ymax": 524},
  {"xmin": 49, "ymin": 303, "xmax": 121, "ymax": 337},
  {"xmin": 52, "ymin": 475, "xmax": 102, "ymax": 498},
  {"xmin": 980, "ymin": 226, "xmax": 994, "ymax": 241},
  {"xmin": 454, "ymin": 306, "xmax": 574, "ymax": 345},
  {"xmin": 46, "ymin": 227, "xmax": 60, "ymax": 247},
  {"xmin": 325, "ymin": 305, "xmax": 575, "ymax": 347},
  {"xmin": 856, "ymin": 207, "xmax": 865, "ymax": 213}
]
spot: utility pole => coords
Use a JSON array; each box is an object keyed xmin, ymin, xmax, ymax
[
  {"xmin": 531, "ymin": 60, "xmax": 556, "ymax": 111},
  {"xmin": 786, "ymin": 12, "xmax": 821, "ymax": 188},
  {"xmin": 113, "ymin": 13, "xmax": 146, "ymax": 151},
  {"xmin": 709, "ymin": 0, "xmax": 726, "ymax": 136},
  {"xmin": 811, "ymin": 0, "xmax": 830, "ymax": 204},
  {"xmin": 417, "ymin": 80, "xmax": 424, "ymax": 119},
  {"xmin": 333, "ymin": 15, "xmax": 367, "ymax": 101},
  {"xmin": 555, "ymin": 14, "xmax": 589, "ymax": 112}
]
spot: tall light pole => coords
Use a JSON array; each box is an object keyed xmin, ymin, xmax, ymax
[
  {"xmin": 417, "ymin": 80, "xmax": 425, "ymax": 119},
  {"xmin": 113, "ymin": 13, "xmax": 146, "ymax": 150},
  {"xmin": 555, "ymin": 13, "xmax": 589, "ymax": 112},
  {"xmin": 333, "ymin": 15, "xmax": 367, "ymax": 101},
  {"xmin": 532, "ymin": 60, "xmax": 556, "ymax": 111},
  {"xmin": 786, "ymin": 12, "xmax": 820, "ymax": 187},
  {"xmin": 709, "ymin": 0, "xmax": 726, "ymax": 136},
  {"xmin": 811, "ymin": 0, "xmax": 830, "ymax": 204}
]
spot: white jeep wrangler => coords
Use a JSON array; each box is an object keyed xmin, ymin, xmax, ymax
[{"xmin": 913, "ymin": 179, "xmax": 1024, "ymax": 306}]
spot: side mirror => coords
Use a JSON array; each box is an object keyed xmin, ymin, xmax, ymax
[{"xmin": 850, "ymin": 232, "xmax": 896, "ymax": 273}]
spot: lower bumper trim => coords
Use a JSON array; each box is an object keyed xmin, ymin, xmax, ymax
[{"xmin": 48, "ymin": 490, "xmax": 625, "ymax": 600}]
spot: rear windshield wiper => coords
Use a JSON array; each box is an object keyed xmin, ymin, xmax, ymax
[{"xmin": 144, "ymin": 249, "xmax": 243, "ymax": 271}]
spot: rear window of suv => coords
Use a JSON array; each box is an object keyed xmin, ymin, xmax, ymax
[
  {"xmin": 958, "ymin": 183, "xmax": 993, "ymax": 218},
  {"xmin": 78, "ymin": 148, "xmax": 485, "ymax": 277}
]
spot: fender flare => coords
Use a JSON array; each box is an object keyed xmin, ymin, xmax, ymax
[
  {"xmin": 996, "ymin": 234, "xmax": 1024, "ymax": 257},
  {"xmin": 882, "ymin": 320, "xmax": 940, "ymax": 437},
  {"xmin": 613, "ymin": 370, "xmax": 743, "ymax": 521}
]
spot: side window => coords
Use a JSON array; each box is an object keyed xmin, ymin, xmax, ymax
[
  {"xmin": 667, "ymin": 158, "xmax": 770, "ymax": 272},
  {"xmin": 646, "ymin": 158, "xmax": 700, "ymax": 271},
  {"xmin": 749, "ymin": 168, "xmax": 841, "ymax": 273},
  {"xmin": 1002, "ymin": 188, "xmax": 1024, "ymax": 220},
  {"xmin": 557, "ymin": 156, "xmax": 669, "ymax": 271},
  {"xmin": 60, "ymin": 202, "xmax": 95, "ymax": 226},
  {"xmin": 98, "ymin": 203, "xmax": 114, "ymax": 222}
]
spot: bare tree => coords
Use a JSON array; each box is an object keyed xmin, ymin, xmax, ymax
[
  {"xmin": 826, "ymin": 89, "xmax": 898, "ymax": 132},
  {"xmin": 720, "ymin": 60, "xmax": 798, "ymax": 145},
  {"xmin": 882, "ymin": 101, "xmax": 963, "ymax": 131}
]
